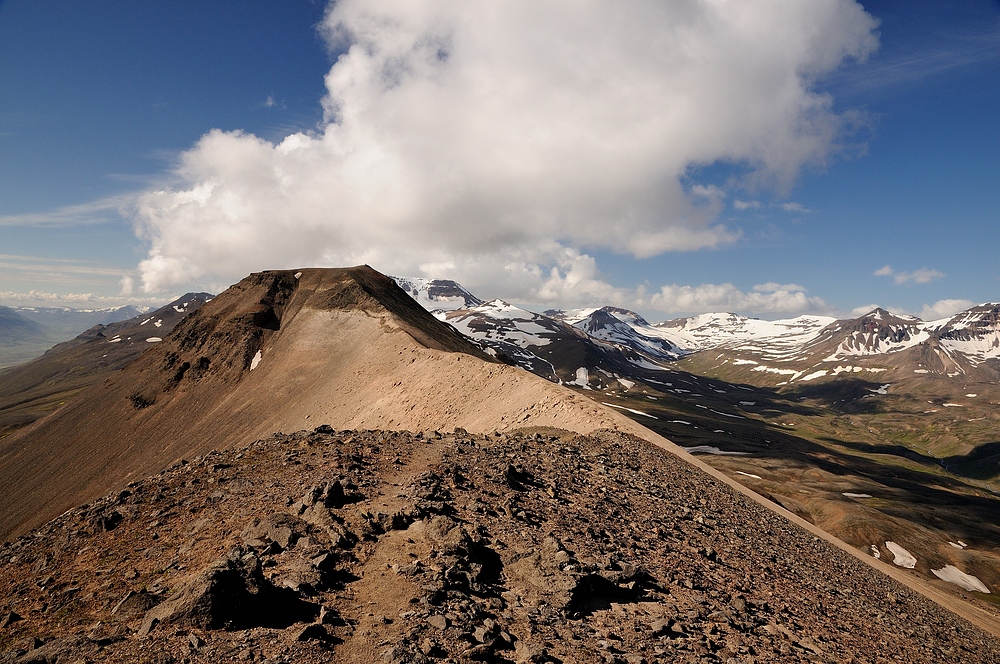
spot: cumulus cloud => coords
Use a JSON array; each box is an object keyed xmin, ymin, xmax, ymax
[
  {"xmin": 920, "ymin": 299, "xmax": 974, "ymax": 320},
  {"xmin": 131, "ymin": 0, "xmax": 878, "ymax": 305},
  {"xmin": 850, "ymin": 303, "xmax": 880, "ymax": 316},
  {"xmin": 874, "ymin": 265, "xmax": 945, "ymax": 285}
]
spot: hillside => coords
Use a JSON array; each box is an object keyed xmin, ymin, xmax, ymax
[
  {"xmin": 0, "ymin": 294, "xmax": 213, "ymax": 441},
  {"xmin": 0, "ymin": 268, "xmax": 644, "ymax": 542},
  {"xmin": 2, "ymin": 427, "xmax": 998, "ymax": 662}
]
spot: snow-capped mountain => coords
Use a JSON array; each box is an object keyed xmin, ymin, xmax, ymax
[
  {"xmin": 441, "ymin": 299, "xmax": 576, "ymax": 381},
  {"xmin": 570, "ymin": 308, "xmax": 684, "ymax": 362},
  {"xmin": 394, "ymin": 276, "xmax": 1000, "ymax": 386},
  {"xmin": 392, "ymin": 276, "xmax": 482, "ymax": 312},
  {"xmin": 654, "ymin": 312, "xmax": 836, "ymax": 358},
  {"xmin": 679, "ymin": 305, "xmax": 1000, "ymax": 384}
]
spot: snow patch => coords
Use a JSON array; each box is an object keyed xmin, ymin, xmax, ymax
[
  {"xmin": 884, "ymin": 541, "xmax": 916, "ymax": 568},
  {"xmin": 913, "ymin": 369, "xmax": 929, "ymax": 374},
  {"xmin": 568, "ymin": 367, "xmax": 590, "ymax": 388},
  {"xmin": 145, "ymin": 337, "xmax": 162, "ymax": 343},
  {"xmin": 250, "ymin": 350, "xmax": 262, "ymax": 371},
  {"xmin": 682, "ymin": 446, "xmax": 750, "ymax": 456},
  {"xmin": 842, "ymin": 492, "xmax": 872, "ymax": 499},
  {"xmin": 800, "ymin": 370, "xmax": 828, "ymax": 382},
  {"xmin": 602, "ymin": 402, "xmax": 657, "ymax": 419},
  {"xmin": 870, "ymin": 545, "xmax": 880, "ymax": 559},
  {"xmin": 931, "ymin": 566, "xmax": 990, "ymax": 593},
  {"xmin": 752, "ymin": 365, "xmax": 799, "ymax": 376},
  {"xmin": 618, "ymin": 378, "xmax": 635, "ymax": 389},
  {"xmin": 734, "ymin": 471, "xmax": 762, "ymax": 479},
  {"xmin": 869, "ymin": 384, "xmax": 890, "ymax": 395},
  {"xmin": 294, "ymin": 271, "xmax": 302, "ymax": 279}
]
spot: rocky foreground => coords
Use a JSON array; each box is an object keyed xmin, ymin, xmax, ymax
[{"xmin": 1, "ymin": 427, "xmax": 997, "ymax": 663}]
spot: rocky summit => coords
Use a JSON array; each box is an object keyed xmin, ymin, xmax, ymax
[{"xmin": 2, "ymin": 426, "xmax": 996, "ymax": 664}]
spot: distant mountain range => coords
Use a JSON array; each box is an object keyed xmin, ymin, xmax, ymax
[
  {"xmin": 392, "ymin": 277, "xmax": 1000, "ymax": 386},
  {"xmin": 0, "ymin": 303, "xmax": 149, "ymax": 368}
]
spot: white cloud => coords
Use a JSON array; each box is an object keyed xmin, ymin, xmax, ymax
[
  {"xmin": 650, "ymin": 282, "xmax": 827, "ymax": 316},
  {"xmin": 119, "ymin": 275, "xmax": 135, "ymax": 296},
  {"xmin": 733, "ymin": 200, "xmax": 761, "ymax": 210},
  {"xmin": 129, "ymin": 0, "xmax": 878, "ymax": 300},
  {"xmin": 874, "ymin": 265, "xmax": 945, "ymax": 285},
  {"xmin": 851, "ymin": 303, "xmax": 880, "ymax": 316},
  {"xmin": 920, "ymin": 299, "xmax": 974, "ymax": 321},
  {"xmin": 873, "ymin": 265, "xmax": 894, "ymax": 277},
  {"xmin": 0, "ymin": 290, "xmax": 171, "ymax": 309},
  {"xmin": 0, "ymin": 195, "xmax": 134, "ymax": 227}
]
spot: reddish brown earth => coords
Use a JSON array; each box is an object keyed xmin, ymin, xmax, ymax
[
  {"xmin": 0, "ymin": 268, "xmax": 645, "ymax": 542},
  {"xmin": 3, "ymin": 426, "xmax": 999, "ymax": 664}
]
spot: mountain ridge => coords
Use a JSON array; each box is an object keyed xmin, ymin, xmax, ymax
[{"xmin": 0, "ymin": 267, "xmax": 646, "ymax": 542}]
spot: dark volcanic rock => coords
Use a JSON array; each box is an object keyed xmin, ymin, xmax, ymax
[{"xmin": 138, "ymin": 551, "xmax": 318, "ymax": 635}]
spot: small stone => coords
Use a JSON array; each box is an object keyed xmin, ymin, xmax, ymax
[
  {"xmin": 473, "ymin": 625, "xmax": 495, "ymax": 645},
  {"xmin": 427, "ymin": 614, "xmax": 449, "ymax": 630},
  {"xmin": 293, "ymin": 623, "xmax": 328, "ymax": 642}
]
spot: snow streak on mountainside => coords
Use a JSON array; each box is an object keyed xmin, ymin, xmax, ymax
[
  {"xmin": 439, "ymin": 299, "xmax": 572, "ymax": 381},
  {"xmin": 935, "ymin": 304, "xmax": 1000, "ymax": 369}
]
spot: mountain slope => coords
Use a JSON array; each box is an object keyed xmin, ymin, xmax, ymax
[
  {"xmin": 2, "ymin": 427, "xmax": 998, "ymax": 662},
  {"xmin": 0, "ymin": 294, "xmax": 213, "ymax": 440},
  {"xmin": 0, "ymin": 267, "xmax": 645, "ymax": 541}
]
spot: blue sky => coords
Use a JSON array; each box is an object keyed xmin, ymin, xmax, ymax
[{"xmin": 1, "ymin": 0, "xmax": 998, "ymax": 320}]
